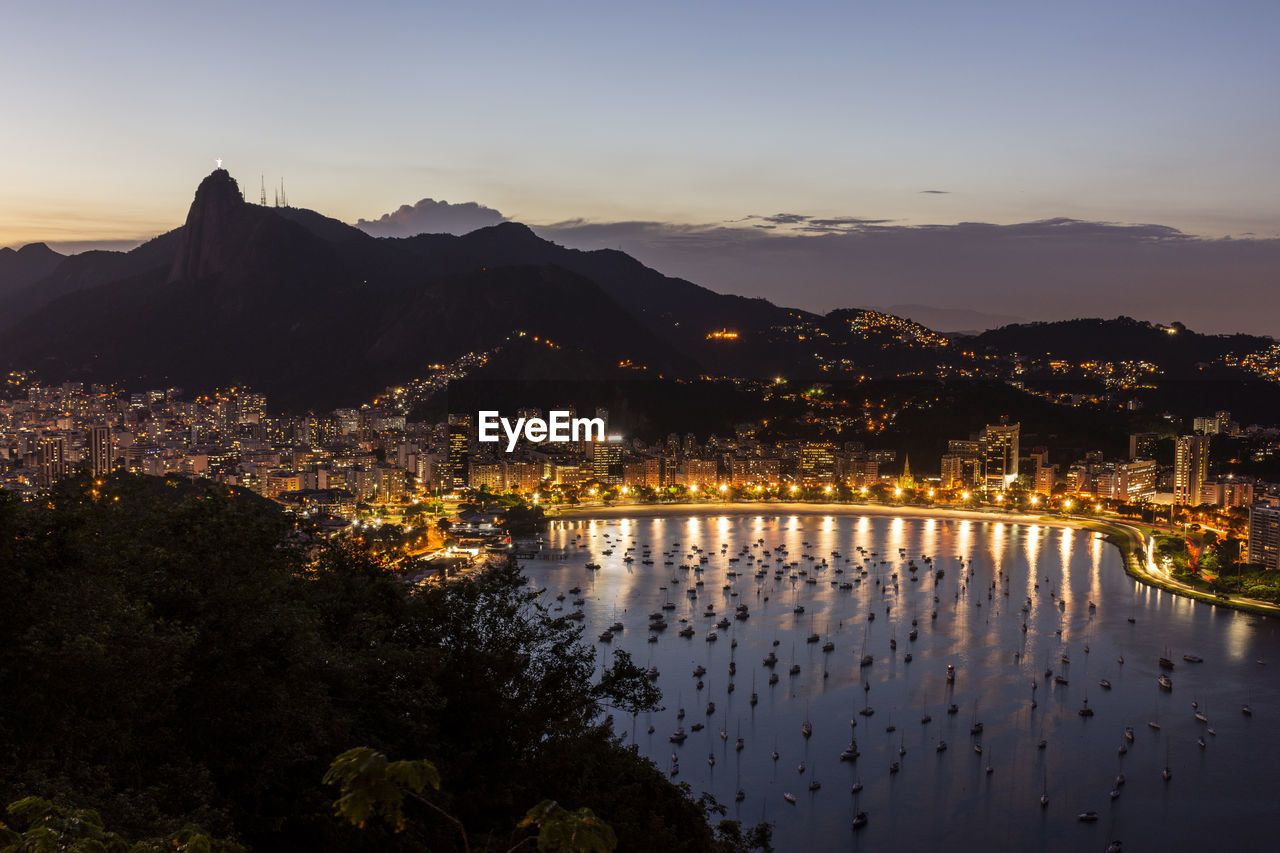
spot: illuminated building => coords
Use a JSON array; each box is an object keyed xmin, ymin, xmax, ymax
[
  {"xmin": 623, "ymin": 458, "xmax": 661, "ymax": 488},
  {"xmin": 797, "ymin": 442, "xmax": 836, "ymax": 487},
  {"xmin": 508, "ymin": 461, "xmax": 543, "ymax": 494},
  {"xmin": 36, "ymin": 436, "xmax": 68, "ymax": 487},
  {"xmin": 729, "ymin": 457, "xmax": 780, "ymax": 487},
  {"xmin": 590, "ymin": 436, "xmax": 624, "ymax": 484},
  {"xmin": 981, "ymin": 422, "xmax": 1019, "ymax": 490},
  {"xmin": 446, "ymin": 422, "xmax": 470, "ymax": 490},
  {"xmin": 1129, "ymin": 432, "xmax": 1159, "ymax": 459},
  {"xmin": 377, "ymin": 465, "xmax": 407, "ymax": 502},
  {"xmin": 88, "ymin": 425, "xmax": 113, "ymax": 478},
  {"xmin": 1173, "ymin": 434, "xmax": 1210, "ymax": 506},
  {"xmin": 897, "ymin": 455, "xmax": 915, "ymax": 490},
  {"xmin": 677, "ymin": 459, "xmax": 718, "ymax": 487},
  {"xmin": 1034, "ymin": 462, "xmax": 1058, "ymax": 494},
  {"xmin": 1201, "ymin": 478, "xmax": 1254, "ymax": 508},
  {"xmin": 941, "ymin": 439, "xmax": 982, "ymax": 489},
  {"xmin": 469, "ymin": 461, "xmax": 506, "ymax": 493},
  {"xmin": 1247, "ymin": 500, "xmax": 1280, "ymax": 570}
]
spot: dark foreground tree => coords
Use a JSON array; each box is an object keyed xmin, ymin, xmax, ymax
[{"xmin": 0, "ymin": 475, "xmax": 770, "ymax": 852}]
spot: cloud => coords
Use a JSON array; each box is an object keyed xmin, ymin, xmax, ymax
[
  {"xmin": 531, "ymin": 215, "xmax": 1280, "ymax": 338},
  {"xmin": 351, "ymin": 196, "xmax": 1280, "ymax": 337},
  {"xmin": 919, "ymin": 189, "xmax": 950, "ymax": 194},
  {"xmin": 355, "ymin": 198, "xmax": 506, "ymax": 237},
  {"xmin": 758, "ymin": 213, "xmax": 811, "ymax": 225}
]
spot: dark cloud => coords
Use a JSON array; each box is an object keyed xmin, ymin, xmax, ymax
[
  {"xmin": 355, "ymin": 198, "xmax": 506, "ymax": 237},
  {"xmin": 351, "ymin": 196, "xmax": 1280, "ymax": 337},
  {"xmin": 758, "ymin": 213, "xmax": 811, "ymax": 225},
  {"xmin": 799, "ymin": 217, "xmax": 895, "ymax": 233},
  {"xmin": 47, "ymin": 239, "xmax": 145, "ymax": 254},
  {"xmin": 532, "ymin": 215, "xmax": 1280, "ymax": 338},
  {"xmin": 919, "ymin": 190, "xmax": 950, "ymax": 194}
]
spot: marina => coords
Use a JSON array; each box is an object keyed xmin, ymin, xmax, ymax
[{"xmin": 523, "ymin": 510, "xmax": 1280, "ymax": 851}]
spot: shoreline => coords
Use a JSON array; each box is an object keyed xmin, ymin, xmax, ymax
[
  {"xmin": 542, "ymin": 500, "xmax": 1278, "ymax": 618},
  {"xmin": 549, "ymin": 500, "xmax": 1063, "ymax": 527}
]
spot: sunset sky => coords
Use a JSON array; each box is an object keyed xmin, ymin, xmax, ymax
[{"xmin": 3, "ymin": 0, "xmax": 1278, "ymax": 330}]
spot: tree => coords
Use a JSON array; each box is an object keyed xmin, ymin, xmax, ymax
[
  {"xmin": 0, "ymin": 797, "xmax": 241, "ymax": 853},
  {"xmin": 324, "ymin": 748, "xmax": 616, "ymax": 853},
  {"xmin": 0, "ymin": 474, "xmax": 763, "ymax": 853}
]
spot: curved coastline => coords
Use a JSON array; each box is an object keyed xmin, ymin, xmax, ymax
[{"xmin": 544, "ymin": 500, "xmax": 1278, "ymax": 617}]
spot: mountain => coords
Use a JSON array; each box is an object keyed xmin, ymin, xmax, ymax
[
  {"xmin": 971, "ymin": 317, "xmax": 1274, "ymax": 373},
  {"xmin": 0, "ymin": 242, "xmax": 64, "ymax": 300},
  {"xmin": 0, "ymin": 170, "xmax": 744, "ymax": 407}
]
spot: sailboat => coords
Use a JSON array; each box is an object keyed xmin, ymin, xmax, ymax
[
  {"xmin": 1040, "ymin": 768, "xmax": 1049, "ymax": 807},
  {"xmin": 750, "ymin": 673, "xmax": 758, "ymax": 707}
]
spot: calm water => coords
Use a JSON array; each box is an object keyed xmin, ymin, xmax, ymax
[{"xmin": 521, "ymin": 511, "xmax": 1280, "ymax": 852}]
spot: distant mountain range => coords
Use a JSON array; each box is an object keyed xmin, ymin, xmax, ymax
[{"xmin": 1, "ymin": 170, "xmax": 1275, "ymax": 411}]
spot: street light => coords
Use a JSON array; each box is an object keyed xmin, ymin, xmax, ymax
[{"xmin": 1064, "ymin": 499, "xmax": 1073, "ymax": 510}]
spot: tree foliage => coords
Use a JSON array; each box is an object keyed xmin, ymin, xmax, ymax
[{"xmin": 0, "ymin": 474, "xmax": 767, "ymax": 852}]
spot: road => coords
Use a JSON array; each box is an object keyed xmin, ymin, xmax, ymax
[{"xmin": 1093, "ymin": 517, "xmax": 1280, "ymax": 617}]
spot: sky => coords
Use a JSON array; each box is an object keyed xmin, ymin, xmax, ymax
[{"xmin": 2, "ymin": 0, "xmax": 1278, "ymax": 331}]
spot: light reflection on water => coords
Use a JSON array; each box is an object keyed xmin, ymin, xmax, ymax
[{"xmin": 522, "ymin": 513, "xmax": 1280, "ymax": 851}]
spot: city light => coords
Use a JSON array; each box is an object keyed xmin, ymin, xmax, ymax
[
  {"xmin": 824, "ymin": 485, "xmax": 832, "ymax": 494},
  {"xmin": 1029, "ymin": 495, "xmax": 1038, "ymax": 505}
]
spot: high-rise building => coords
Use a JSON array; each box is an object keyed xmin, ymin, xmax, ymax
[
  {"xmin": 590, "ymin": 436, "xmax": 625, "ymax": 484},
  {"xmin": 798, "ymin": 442, "xmax": 836, "ymax": 487},
  {"xmin": 88, "ymin": 425, "xmax": 113, "ymax": 478},
  {"xmin": 1129, "ymin": 432, "xmax": 1159, "ymax": 460},
  {"xmin": 680, "ymin": 459, "xmax": 719, "ymax": 488},
  {"xmin": 1247, "ymin": 500, "xmax": 1280, "ymax": 570},
  {"xmin": 508, "ymin": 461, "xmax": 544, "ymax": 494},
  {"xmin": 1112, "ymin": 459, "xmax": 1158, "ymax": 502},
  {"xmin": 1173, "ymin": 435, "xmax": 1210, "ymax": 506},
  {"xmin": 446, "ymin": 426, "xmax": 470, "ymax": 490},
  {"xmin": 729, "ymin": 457, "xmax": 780, "ymax": 487},
  {"xmin": 1201, "ymin": 478, "xmax": 1254, "ymax": 508},
  {"xmin": 623, "ymin": 458, "xmax": 662, "ymax": 489},
  {"xmin": 981, "ymin": 422, "xmax": 1020, "ymax": 490},
  {"xmin": 468, "ymin": 461, "xmax": 506, "ymax": 493},
  {"xmin": 1034, "ymin": 462, "xmax": 1058, "ymax": 495},
  {"xmin": 36, "ymin": 435, "xmax": 67, "ymax": 488}
]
